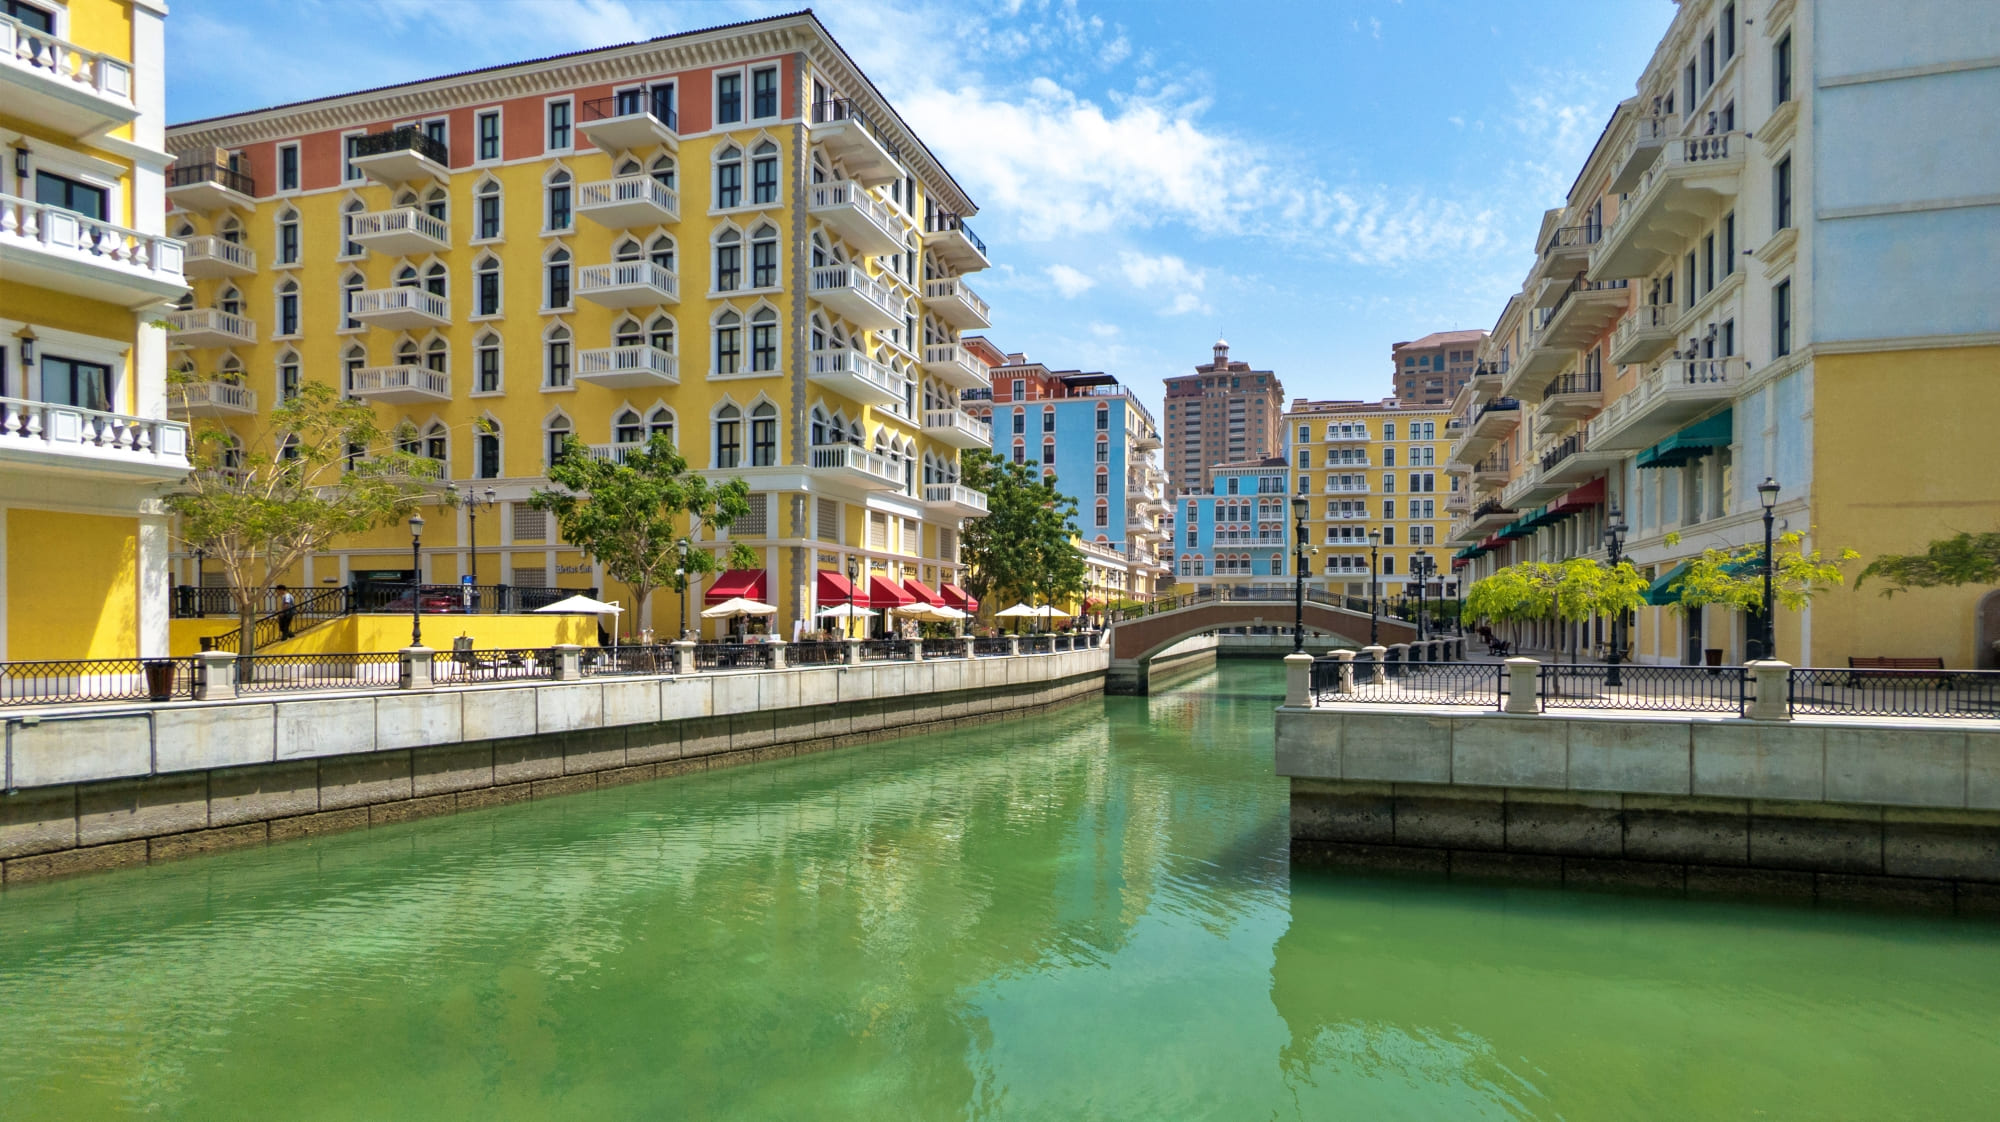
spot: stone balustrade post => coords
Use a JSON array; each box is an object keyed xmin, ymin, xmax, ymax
[
  {"xmin": 1503, "ymin": 656, "xmax": 1541, "ymax": 714},
  {"xmin": 194, "ymin": 650, "xmax": 237, "ymax": 701},
  {"xmin": 1388, "ymin": 642, "xmax": 1410, "ymax": 674},
  {"xmin": 1332, "ymin": 648, "xmax": 1356, "ymax": 694},
  {"xmin": 671, "ymin": 640, "xmax": 696, "ymax": 675},
  {"xmin": 1008, "ymin": 636, "xmax": 1021, "ymax": 656},
  {"xmin": 399, "ymin": 646, "xmax": 435, "ymax": 691},
  {"xmin": 550, "ymin": 644, "xmax": 582, "ymax": 680},
  {"xmin": 845, "ymin": 638, "xmax": 864, "ymax": 666},
  {"xmin": 1747, "ymin": 659, "xmax": 1792, "ymax": 721},
  {"xmin": 909, "ymin": 638, "xmax": 924, "ymax": 663},
  {"xmin": 1284, "ymin": 652, "xmax": 1314, "ymax": 708},
  {"xmin": 768, "ymin": 639, "xmax": 787, "ymax": 671},
  {"xmin": 1361, "ymin": 645, "xmax": 1387, "ymax": 685},
  {"xmin": 962, "ymin": 636, "xmax": 977, "ymax": 659}
]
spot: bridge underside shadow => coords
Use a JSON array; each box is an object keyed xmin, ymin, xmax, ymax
[{"xmin": 1106, "ymin": 600, "xmax": 1417, "ymax": 694}]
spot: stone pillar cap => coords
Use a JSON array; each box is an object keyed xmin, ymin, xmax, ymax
[
  {"xmin": 399, "ymin": 646, "xmax": 435, "ymax": 655},
  {"xmin": 1503, "ymin": 655, "xmax": 1541, "ymax": 665}
]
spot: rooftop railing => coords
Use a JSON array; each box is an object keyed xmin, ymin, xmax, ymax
[{"xmin": 352, "ymin": 125, "xmax": 448, "ymax": 166}]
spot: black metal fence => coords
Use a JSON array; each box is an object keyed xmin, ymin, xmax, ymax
[
  {"xmin": 1540, "ymin": 663, "xmax": 1747, "ymax": 715},
  {"xmin": 858, "ymin": 639, "xmax": 912, "ymax": 662},
  {"xmin": 788, "ymin": 640, "xmax": 848, "ymax": 667},
  {"xmin": 973, "ymin": 637, "xmax": 1011, "ymax": 657},
  {"xmin": 579, "ymin": 645, "xmax": 674, "ymax": 677},
  {"xmin": 236, "ymin": 653, "xmax": 402, "ymax": 694},
  {"xmin": 440, "ymin": 648, "xmax": 557, "ymax": 684},
  {"xmin": 0, "ymin": 657, "xmax": 191, "ymax": 707},
  {"xmin": 693, "ymin": 643, "xmax": 774, "ymax": 671},
  {"xmin": 1314, "ymin": 657, "xmax": 1501, "ymax": 706},
  {"xmin": 352, "ymin": 124, "xmax": 447, "ymax": 165},
  {"xmin": 350, "ymin": 582, "xmax": 586, "ymax": 615},
  {"xmin": 1789, "ymin": 667, "xmax": 2000, "ymax": 719}
]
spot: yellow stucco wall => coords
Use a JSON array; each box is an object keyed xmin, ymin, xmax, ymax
[
  {"xmin": 7, "ymin": 509, "xmax": 139, "ymax": 660},
  {"xmin": 258, "ymin": 612, "xmax": 595, "ymax": 654},
  {"xmin": 167, "ymin": 618, "xmax": 240, "ymax": 656},
  {"xmin": 1809, "ymin": 344, "xmax": 2000, "ymax": 667}
]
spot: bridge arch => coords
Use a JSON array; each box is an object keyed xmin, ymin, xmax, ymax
[{"xmin": 1105, "ymin": 593, "xmax": 1419, "ymax": 692}]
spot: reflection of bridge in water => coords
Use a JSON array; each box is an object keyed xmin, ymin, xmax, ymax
[{"xmin": 1106, "ymin": 586, "xmax": 1419, "ymax": 694}]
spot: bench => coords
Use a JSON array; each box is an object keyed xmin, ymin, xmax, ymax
[{"xmin": 1847, "ymin": 656, "xmax": 1949, "ymax": 687}]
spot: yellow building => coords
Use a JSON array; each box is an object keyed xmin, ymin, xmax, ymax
[
  {"xmin": 159, "ymin": 11, "xmax": 994, "ymax": 641},
  {"xmin": 1, "ymin": 0, "xmax": 188, "ymax": 661},
  {"xmin": 1283, "ymin": 398, "xmax": 1457, "ymax": 606}
]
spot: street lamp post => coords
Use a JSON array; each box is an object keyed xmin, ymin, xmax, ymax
[
  {"xmin": 1291, "ymin": 495, "xmax": 1309, "ymax": 654},
  {"xmin": 1367, "ymin": 528, "xmax": 1381, "ymax": 647},
  {"xmin": 407, "ymin": 513, "xmax": 425, "ymax": 648},
  {"xmin": 1412, "ymin": 551, "xmax": 1431, "ymax": 644},
  {"xmin": 194, "ymin": 546, "xmax": 206, "ymax": 618},
  {"xmin": 1758, "ymin": 477, "xmax": 1780, "ymax": 660},
  {"xmin": 1603, "ymin": 503, "xmax": 1629, "ymax": 686},
  {"xmin": 447, "ymin": 484, "xmax": 498, "ymax": 611}
]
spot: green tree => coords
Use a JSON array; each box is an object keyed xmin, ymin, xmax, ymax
[
  {"xmin": 529, "ymin": 434, "xmax": 750, "ymax": 641},
  {"xmin": 1461, "ymin": 558, "xmax": 1647, "ymax": 659},
  {"xmin": 1661, "ymin": 530, "xmax": 1859, "ymax": 614},
  {"xmin": 166, "ymin": 379, "xmax": 440, "ymax": 658},
  {"xmin": 958, "ymin": 449, "xmax": 1087, "ymax": 617},
  {"xmin": 1855, "ymin": 531, "xmax": 2000, "ymax": 596}
]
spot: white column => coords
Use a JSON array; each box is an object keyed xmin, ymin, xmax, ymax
[{"xmin": 136, "ymin": 508, "xmax": 170, "ymax": 658}]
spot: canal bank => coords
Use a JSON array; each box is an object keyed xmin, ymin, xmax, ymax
[{"xmin": 3, "ymin": 662, "xmax": 1999, "ymax": 1120}]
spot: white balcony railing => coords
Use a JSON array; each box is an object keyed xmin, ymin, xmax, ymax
[
  {"xmin": 810, "ymin": 348, "xmax": 908, "ymax": 407},
  {"xmin": 577, "ymin": 260, "xmax": 679, "ymax": 306},
  {"xmin": 0, "ymin": 395, "xmax": 189, "ymax": 475},
  {"xmin": 809, "ymin": 182, "xmax": 903, "ymax": 255},
  {"xmin": 576, "ymin": 344, "xmax": 678, "ymax": 387},
  {"xmin": 577, "ymin": 175, "xmax": 680, "ymax": 226},
  {"xmin": 925, "ymin": 483, "xmax": 990, "ymax": 515},
  {"xmin": 179, "ymin": 234, "xmax": 255, "ymax": 276},
  {"xmin": 922, "ymin": 277, "xmax": 991, "ymax": 328},
  {"xmin": 809, "ymin": 264, "xmax": 901, "ymax": 329},
  {"xmin": 170, "ymin": 379, "xmax": 257, "ymax": 416},
  {"xmin": 350, "ymin": 364, "xmax": 451, "ymax": 400},
  {"xmin": 165, "ymin": 308, "xmax": 256, "ymax": 347},
  {"xmin": 922, "ymin": 408, "xmax": 992, "ymax": 447},
  {"xmin": 0, "ymin": 15, "xmax": 135, "ymax": 136},
  {"xmin": 348, "ymin": 207, "xmax": 450, "ymax": 255},
  {"xmin": 0, "ymin": 194, "xmax": 186, "ymax": 302},
  {"xmin": 922, "ymin": 343, "xmax": 986, "ymax": 390},
  {"xmin": 810, "ymin": 442, "xmax": 903, "ymax": 488},
  {"xmin": 587, "ymin": 442, "xmax": 643, "ymax": 465},
  {"xmin": 351, "ymin": 286, "xmax": 449, "ymax": 327}
]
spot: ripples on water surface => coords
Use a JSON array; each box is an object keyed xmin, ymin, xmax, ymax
[{"xmin": 2, "ymin": 662, "xmax": 1998, "ymax": 1119}]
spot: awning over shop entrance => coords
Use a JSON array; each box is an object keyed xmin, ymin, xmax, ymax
[
  {"xmin": 1637, "ymin": 410, "xmax": 1733, "ymax": 470},
  {"xmin": 1644, "ymin": 555, "xmax": 1761, "ymax": 605},
  {"xmin": 902, "ymin": 578, "xmax": 943, "ymax": 606},
  {"xmin": 704, "ymin": 569, "xmax": 767, "ymax": 604},
  {"xmin": 816, "ymin": 570, "xmax": 855, "ymax": 607},
  {"xmin": 941, "ymin": 582, "xmax": 980, "ymax": 612},
  {"xmin": 867, "ymin": 576, "xmax": 914, "ymax": 610},
  {"xmin": 1537, "ymin": 478, "xmax": 1607, "ymax": 526}
]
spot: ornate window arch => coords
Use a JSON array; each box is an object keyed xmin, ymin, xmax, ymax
[
  {"xmin": 474, "ymin": 329, "xmax": 502, "ymax": 393},
  {"xmin": 647, "ymin": 406, "xmax": 675, "ymax": 447},
  {"xmin": 613, "ymin": 315, "xmax": 644, "ymax": 348},
  {"xmin": 274, "ymin": 278, "xmax": 300, "ymax": 337},
  {"xmin": 342, "ymin": 343, "xmax": 366, "ymax": 395},
  {"xmin": 749, "ymin": 399, "xmax": 778, "ymax": 466},
  {"xmin": 749, "ymin": 304, "xmax": 779, "ymax": 372},
  {"xmin": 474, "ymin": 177, "xmax": 503, "ymax": 241},
  {"xmin": 217, "ymin": 215, "xmax": 243, "ymax": 244},
  {"xmin": 543, "ymin": 321, "xmax": 573, "ymax": 389},
  {"xmin": 712, "ymin": 400, "xmax": 743, "ymax": 468},
  {"xmin": 425, "ymin": 421, "xmax": 449, "ymax": 474},
  {"xmin": 712, "ymin": 308, "xmax": 743, "ymax": 374},
  {"xmin": 274, "ymin": 204, "xmax": 300, "ymax": 266},
  {"xmin": 650, "ymin": 154, "xmax": 676, "ymax": 191},
  {"xmin": 473, "ymin": 253, "xmax": 501, "ymax": 317},
  {"xmin": 275, "ymin": 347, "xmax": 301, "ymax": 401},
  {"xmin": 648, "ymin": 313, "xmax": 675, "ymax": 354},
  {"xmin": 613, "ymin": 407, "xmax": 645, "ymax": 446},
  {"xmin": 543, "ymin": 410, "xmax": 574, "ymax": 468},
  {"xmin": 749, "ymin": 221, "xmax": 779, "ymax": 288},
  {"xmin": 714, "ymin": 143, "xmax": 743, "ymax": 209},
  {"xmin": 218, "ymin": 284, "xmax": 243, "ymax": 316},
  {"xmin": 810, "ymin": 404, "xmax": 832, "ymax": 446},
  {"xmin": 424, "ymin": 335, "xmax": 448, "ymax": 376},
  {"xmin": 612, "ymin": 235, "xmax": 642, "ymax": 262},
  {"xmin": 648, "ymin": 233, "xmax": 675, "ymax": 272},
  {"xmin": 543, "ymin": 243, "xmax": 572, "ymax": 309},
  {"xmin": 421, "ymin": 184, "xmax": 447, "ymax": 222},
  {"xmin": 712, "ymin": 223, "xmax": 742, "ymax": 292},
  {"xmin": 340, "ymin": 197, "xmax": 365, "ymax": 257},
  {"xmin": 751, "ymin": 139, "xmax": 780, "ymax": 205},
  {"xmin": 475, "ymin": 415, "xmax": 503, "ymax": 479},
  {"xmin": 341, "ymin": 269, "xmax": 365, "ymax": 330},
  {"xmin": 543, "ymin": 164, "xmax": 573, "ymax": 231}
]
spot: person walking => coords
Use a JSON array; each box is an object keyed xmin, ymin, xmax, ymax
[{"xmin": 276, "ymin": 585, "xmax": 297, "ymax": 639}]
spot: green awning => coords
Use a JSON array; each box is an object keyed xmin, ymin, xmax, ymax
[
  {"xmin": 1454, "ymin": 546, "xmax": 1478, "ymax": 560},
  {"xmin": 1498, "ymin": 506, "xmax": 1545, "ymax": 539},
  {"xmin": 1644, "ymin": 556, "xmax": 1762, "ymax": 605},
  {"xmin": 1637, "ymin": 409, "xmax": 1733, "ymax": 469}
]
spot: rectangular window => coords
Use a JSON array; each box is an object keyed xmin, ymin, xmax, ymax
[
  {"xmin": 477, "ymin": 433, "xmax": 500, "ymax": 479},
  {"xmin": 1297, "ymin": 449, "xmax": 1310, "ymax": 469},
  {"xmin": 1774, "ymin": 156, "xmax": 1792, "ymax": 230},
  {"xmin": 1773, "ymin": 279, "xmax": 1792, "ymax": 356},
  {"xmin": 1701, "ymin": 32, "xmax": 1715, "ymax": 90},
  {"xmin": 344, "ymin": 134, "xmax": 362, "ymax": 181},
  {"xmin": 1722, "ymin": 212, "xmax": 1735, "ymax": 276},
  {"xmin": 39, "ymin": 356, "xmax": 112, "ymax": 411},
  {"xmin": 278, "ymin": 220, "xmax": 299, "ymax": 265},
  {"xmin": 278, "ymin": 143, "xmax": 299, "ymax": 191},
  {"xmin": 33, "ymin": 171, "xmax": 107, "ymax": 220},
  {"xmin": 1383, "ymin": 499, "xmax": 1395, "ymax": 519},
  {"xmin": 1011, "ymin": 411, "xmax": 1024, "ymax": 435},
  {"xmin": 1721, "ymin": 318, "xmax": 1736, "ymax": 357},
  {"xmin": 1683, "ymin": 62, "xmax": 1697, "ymax": 119},
  {"xmin": 752, "ymin": 66, "xmax": 779, "ymax": 119},
  {"xmin": 1095, "ymin": 442, "xmax": 1108, "ymax": 463},
  {"xmin": 1382, "ymin": 527, "xmax": 1395, "ymax": 547},
  {"xmin": 547, "ymin": 99, "xmax": 571, "ymax": 151},
  {"xmin": 1042, "ymin": 409, "xmax": 1055, "ymax": 433},
  {"xmin": 424, "ymin": 118, "xmax": 447, "ymax": 150},
  {"xmin": 1775, "ymin": 32, "xmax": 1793, "ymax": 104},
  {"xmin": 1722, "ymin": 4, "xmax": 1736, "ymax": 60},
  {"xmin": 477, "ymin": 111, "xmax": 501, "ymax": 161},
  {"xmin": 717, "ymin": 74, "xmax": 743, "ymax": 124},
  {"xmin": 1702, "ymin": 232, "xmax": 1715, "ymax": 294},
  {"xmin": 1382, "ymin": 422, "xmax": 1395, "ymax": 441},
  {"xmin": 478, "ymin": 271, "xmax": 500, "ymax": 316}
]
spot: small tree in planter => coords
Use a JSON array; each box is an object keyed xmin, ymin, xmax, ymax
[{"xmin": 1462, "ymin": 558, "xmax": 1647, "ymax": 662}]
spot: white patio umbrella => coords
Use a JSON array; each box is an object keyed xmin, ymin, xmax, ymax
[
  {"xmin": 815, "ymin": 604, "xmax": 877, "ymax": 619},
  {"xmin": 700, "ymin": 597, "xmax": 778, "ymax": 618},
  {"xmin": 993, "ymin": 603, "xmax": 1040, "ymax": 618},
  {"xmin": 534, "ymin": 594, "xmax": 624, "ymax": 615}
]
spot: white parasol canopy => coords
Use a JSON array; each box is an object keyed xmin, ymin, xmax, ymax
[
  {"xmin": 816, "ymin": 604, "xmax": 878, "ymax": 620},
  {"xmin": 534, "ymin": 594, "xmax": 623, "ymax": 615},
  {"xmin": 920, "ymin": 604, "xmax": 970, "ymax": 621},
  {"xmin": 993, "ymin": 603, "xmax": 1040, "ymax": 618},
  {"xmin": 701, "ymin": 597, "xmax": 779, "ymax": 618}
]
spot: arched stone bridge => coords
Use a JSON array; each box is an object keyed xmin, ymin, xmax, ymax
[{"xmin": 1105, "ymin": 588, "xmax": 1418, "ymax": 694}]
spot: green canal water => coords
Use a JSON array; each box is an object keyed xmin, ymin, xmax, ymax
[{"xmin": 3, "ymin": 662, "xmax": 2000, "ymax": 1119}]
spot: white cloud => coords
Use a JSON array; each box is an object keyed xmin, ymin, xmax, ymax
[
  {"xmin": 1118, "ymin": 251, "xmax": 1208, "ymax": 316},
  {"xmin": 1088, "ymin": 322, "xmax": 1120, "ymax": 338},
  {"xmin": 1046, "ymin": 264, "xmax": 1097, "ymax": 297}
]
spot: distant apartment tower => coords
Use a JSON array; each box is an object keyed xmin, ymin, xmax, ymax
[
  {"xmin": 1391, "ymin": 330, "xmax": 1487, "ymax": 405},
  {"xmin": 1162, "ymin": 339, "xmax": 1284, "ymax": 495}
]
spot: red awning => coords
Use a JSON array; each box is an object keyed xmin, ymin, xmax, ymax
[
  {"xmin": 902, "ymin": 578, "xmax": 943, "ymax": 606},
  {"xmin": 867, "ymin": 576, "xmax": 913, "ymax": 609},
  {"xmin": 1547, "ymin": 477, "xmax": 1607, "ymax": 517},
  {"xmin": 1478, "ymin": 535, "xmax": 1503, "ymax": 551},
  {"xmin": 704, "ymin": 569, "xmax": 768, "ymax": 604},
  {"xmin": 816, "ymin": 570, "xmax": 854, "ymax": 607},
  {"xmin": 941, "ymin": 583, "xmax": 980, "ymax": 612}
]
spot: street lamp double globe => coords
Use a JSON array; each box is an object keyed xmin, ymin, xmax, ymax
[
  {"xmin": 1758, "ymin": 476, "xmax": 1781, "ymax": 660},
  {"xmin": 1603, "ymin": 504, "xmax": 1630, "ymax": 686},
  {"xmin": 1290, "ymin": 495, "xmax": 1310, "ymax": 654},
  {"xmin": 1367, "ymin": 527, "xmax": 1381, "ymax": 647}
]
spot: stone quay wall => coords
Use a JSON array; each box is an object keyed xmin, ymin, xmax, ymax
[
  {"xmin": 0, "ymin": 649, "xmax": 1109, "ymax": 886},
  {"xmin": 1276, "ymin": 704, "xmax": 2000, "ymax": 915}
]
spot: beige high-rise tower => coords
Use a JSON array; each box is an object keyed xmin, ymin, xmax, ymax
[{"xmin": 1161, "ymin": 339, "xmax": 1284, "ymax": 495}]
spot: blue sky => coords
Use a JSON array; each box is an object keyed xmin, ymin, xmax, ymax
[{"xmin": 166, "ymin": 0, "xmax": 1675, "ymax": 415}]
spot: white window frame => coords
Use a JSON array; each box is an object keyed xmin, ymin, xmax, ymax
[
  {"xmin": 544, "ymin": 95, "xmax": 574, "ymax": 154},
  {"xmin": 475, "ymin": 107, "xmax": 504, "ymax": 165},
  {"xmin": 714, "ymin": 67, "xmax": 746, "ymax": 127},
  {"xmin": 275, "ymin": 141, "xmax": 301, "ymax": 194}
]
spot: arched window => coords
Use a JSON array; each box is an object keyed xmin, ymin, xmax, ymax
[
  {"xmin": 217, "ymin": 354, "xmax": 244, "ymax": 384},
  {"xmin": 648, "ymin": 407, "xmax": 675, "ymax": 446},
  {"xmin": 395, "ymin": 264, "xmax": 419, "ymax": 289},
  {"xmin": 424, "ymin": 337, "xmax": 447, "ymax": 375},
  {"xmin": 276, "ymin": 348, "xmax": 300, "ymax": 401},
  {"xmin": 1095, "ymin": 501, "xmax": 1110, "ymax": 527},
  {"xmin": 545, "ymin": 246, "xmax": 571, "ymax": 309},
  {"xmin": 218, "ymin": 285, "xmax": 242, "ymax": 316},
  {"xmin": 613, "ymin": 317, "xmax": 643, "ymax": 348},
  {"xmin": 715, "ymin": 144, "xmax": 742, "ymax": 208},
  {"xmin": 648, "ymin": 314, "xmax": 675, "ymax": 353},
  {"xmin": 397, "ymin": 340, "xmax": 420, "ymax": 368},
  {"xmin": 342, "ymin": 271, "xmax": 364, "ymax": 330},
  {"xmin": 276, "ymin": 278, "xmax": 299, "ymax": 337},
  {"xmin": 650, "ymin": 155, "xmax": 676, "ymax": 191},
  {"xmin": 616, "ymin": 158, "xmax": 641, "ymax": 178},
  {"xmin": 426, "ymin": 423, "xmax": 449, "ymax": 472},
  {"xmin": 341, "ymin": 199, "xmax": 364, "ymax": 257},
  {"xmin": 810, "ymin": 405, "xmax": 830, "ymax": 446},
  {"xmin": 649, "ymin": 234, "xmax": 675, "ymax": 272},
  {"xmin": 714, "ymin": 228, "xmax": 741, "ymax": 292},
  {"xmin": 714, "ymin": 310, "xmax": 742, "ymax": 374},
  {"xmin": 475, "ymin": 420, "xmax": 502, "ymax": 479},
  {"xmin": 612, "ymin": 237, "xmax": 642, "ymax": 263},
  {"xmin": 545, "ymin": 414, "xmax": 573, "ymax": 467},
  {"xmin": 473, "ymin": 255, "xmax": 501, "ymax": 317},
  {"xmin": 544, "ymin": 324, "xmax": 571, "ymax": 388},
  {"xmin": 422, "ymin": 185, "xmax": 447, "ymax": 222},
  {"xmin": 395, "ymin": 421, "xmax": 421, "ymax": 456},
  {"xmin": 475, "ymin": 330, "xmax": 501, "ymax": 393},
  {"xmin": 614, "ymin": 408, "xmax": 645, "ymax": 446},
  {"xmin": 749, "ymin": 306, "xmax": 778, "ymax": 371},
  {"xmin": 218, "ymin": 216, "xmax": 242, "ymax": 245},
  {"xmin": 750, "ymin": 223, "xmax": 778, "ymax": 288},
  {"xmin": 750, "ymin": 401, "xmax": 777, "ymax": 466},
  {"xmin": 424, "ymin": 261, "xmax": 446, "ymax": 299},
  {"xmin": 275, "ymin": 206, "xmax": 300, "ymax": 265},
  {"xmin": 714, "ymin": 404, "xmax": 742, "ymax": 468},
  {"xmin": 751, "ymin": 140, "xmax": 779, "ymax": 205},
  {"xmin": 343, "ymin": 344, "xmax": 366, "ymax": 395},
  {"xmin": 545, "ymin": 167, "xmax": 572, "ymax": 231},
  {"xmin": 475, "ymin": 179, "xmax": 502, "ymax": 240}
]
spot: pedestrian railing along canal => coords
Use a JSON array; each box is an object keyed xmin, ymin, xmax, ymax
[{"xmin": 1311, "ymin": 653, "xmax": 2000, "ymax": 720}]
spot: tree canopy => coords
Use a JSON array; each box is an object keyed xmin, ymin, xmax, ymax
[
  {"xmin": 530, "ymin": 434, "xmax": 750, "ymax": 639},
  {"xmin": 166, "ymin": 379, "xmax": 440, "ymax": 656},
  {"xmin": 1662, "ymin": 530, "xmax": 1858, "ymax": 613},
  {"xmin": 958, "ymin": 450, "xmax": 1087, "ymax": 612},
  {"xmin": 1855, "ymin": 530, "xmax": 2000, "ymax": 597},
  {"xmin": 1462, "ymin": 558, "xmax": 1648, "ymax": 627}
]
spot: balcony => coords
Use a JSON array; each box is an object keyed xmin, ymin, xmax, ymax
[
  {"xmin": 1444, "ymin": 491, "xmax": 1471, "ymax": 514},
  {"xmin": 0, "ymin": 14, "xmax": 136, "ymax": 137},
  {"xmin": 810, "ymin": 443, "xmax": 902, "ymax": 490},
  {"xmin": 166, "ymin": 308, "xmax": 256, "ymax": 349},
  {"xmin": 165, "ymin": 163, "xmax": 255, "ymax": 214},
  {"xmin": 587, "ymin": 442, "xmax": 643, "ymax": 465},
  {"xmin": 924, "ymin": 212, "xmax": 990, "ymax": 272},
  {"xmin": 1501, "ymin": 462, "xmax": 1565, "ymax": 510},
  {"xmin": 577, "ymin": 261, "xmax": 679, "ymax": 308},
  {"xmin": 576, "ymin": 345, "xmax": 678, "ymax": 389},
  {"xmin": 1539, "ymin": 224, "xmax": 1601, "ymax": 277},
  {"xmin": 809, "ymin": 348, "xmax": 907, "ymax": 407},
  {"xmin": 1470, "ymin": 359, "xmax": 1506, "ymax": 398},
  {"xmin": 349, "ymin": 207, "xmax": 450, "ymax": 257},
  {"xmin": 0, "ymin": 195, "xmax": 187, "ymax": 308},
  {"xmin": 1537, "ymin": 275, "xmax": 1629, "ymax": 358},
  {"xmin": 922, "ymin": 343, "xmax": 987, "ymax": 391},
  {"xmin": 922, "ymin": 408, "xmax": 991, "ymax": 449},
  {"xmin": 0, "ymin": 397, "xmax": 189, "ymax": 482},
  {"xmin": 578, "ymin": 174, "xmax": 679, "ymax": 228},
  {"xmin": 923, "ymin": 277, "xmax": 990, "ymax": 330},
  {"xmin": 1608, "ymin": 115, "xmax": 1673, "ymax": 195},
  {"xmin": 810, "ymin": 264, "xmax": 901, "ymax": 330},
  {"xmin": 350, "ymin": 127, "xmax": 449, "ymax": 186},
  {"xmin": 1508, "ymin": 321, "xmax": 1569, "ymax": 390},
  {"xmin": 1591, "ymin": 132, "xmax": 1746, "ymax": 280},
  {"xmin": 1132, "ymin": 430, "xmax": 1162, "ymax": 452},
  {"xmin": 350, "ymin": 286, "xmax": 449, "ymax": 330},
  {"xmin": 1610, "ymin": 303, "xmax": 1678, "ymax": 366},
  {"xmin": 1538, "ymin": 370, "xmax": 1603, "ymax": 422},
  {"xmin": 1536, "ymin": 429, "xmax": 1621, "ymax": 491},
  {"xmin": 577, "ymin": 95, "xmax": 679, "ymax": 153},
  {"xmin": 809, "ymin": 98, "xmax": 902, "ymax": 186},
  {"xmin": 1466, "ymin": 502, "xmax": 1516, "ymax": 537},
  {"xmin": 1455, "ymin": 398, "xmax": 1520, "ymax": 461},
  {"xmin": 925, "ymin": 483, "xmax": 989, "ymax": 518},
  {"xmin": 350, "ymin": 364, "xmax": 451, "ymax": 404},
  {"xmin": 180, "ymin": 235, "xmax": 255, "ymax": 278},
  {"xmin": 1471, "ymin": 454, "xmax": 1511, "ymax": 491},
  {"xmin": 1587, "ymin": 355, "xmax": 1743, "ymax": 451},
  {"xmin": 809, "ymin": 182, "xmax": 903, "ymax": 255},
  {"xmin": 169, "ymin": 379, "xmax": 257, "ymax": 418}
]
